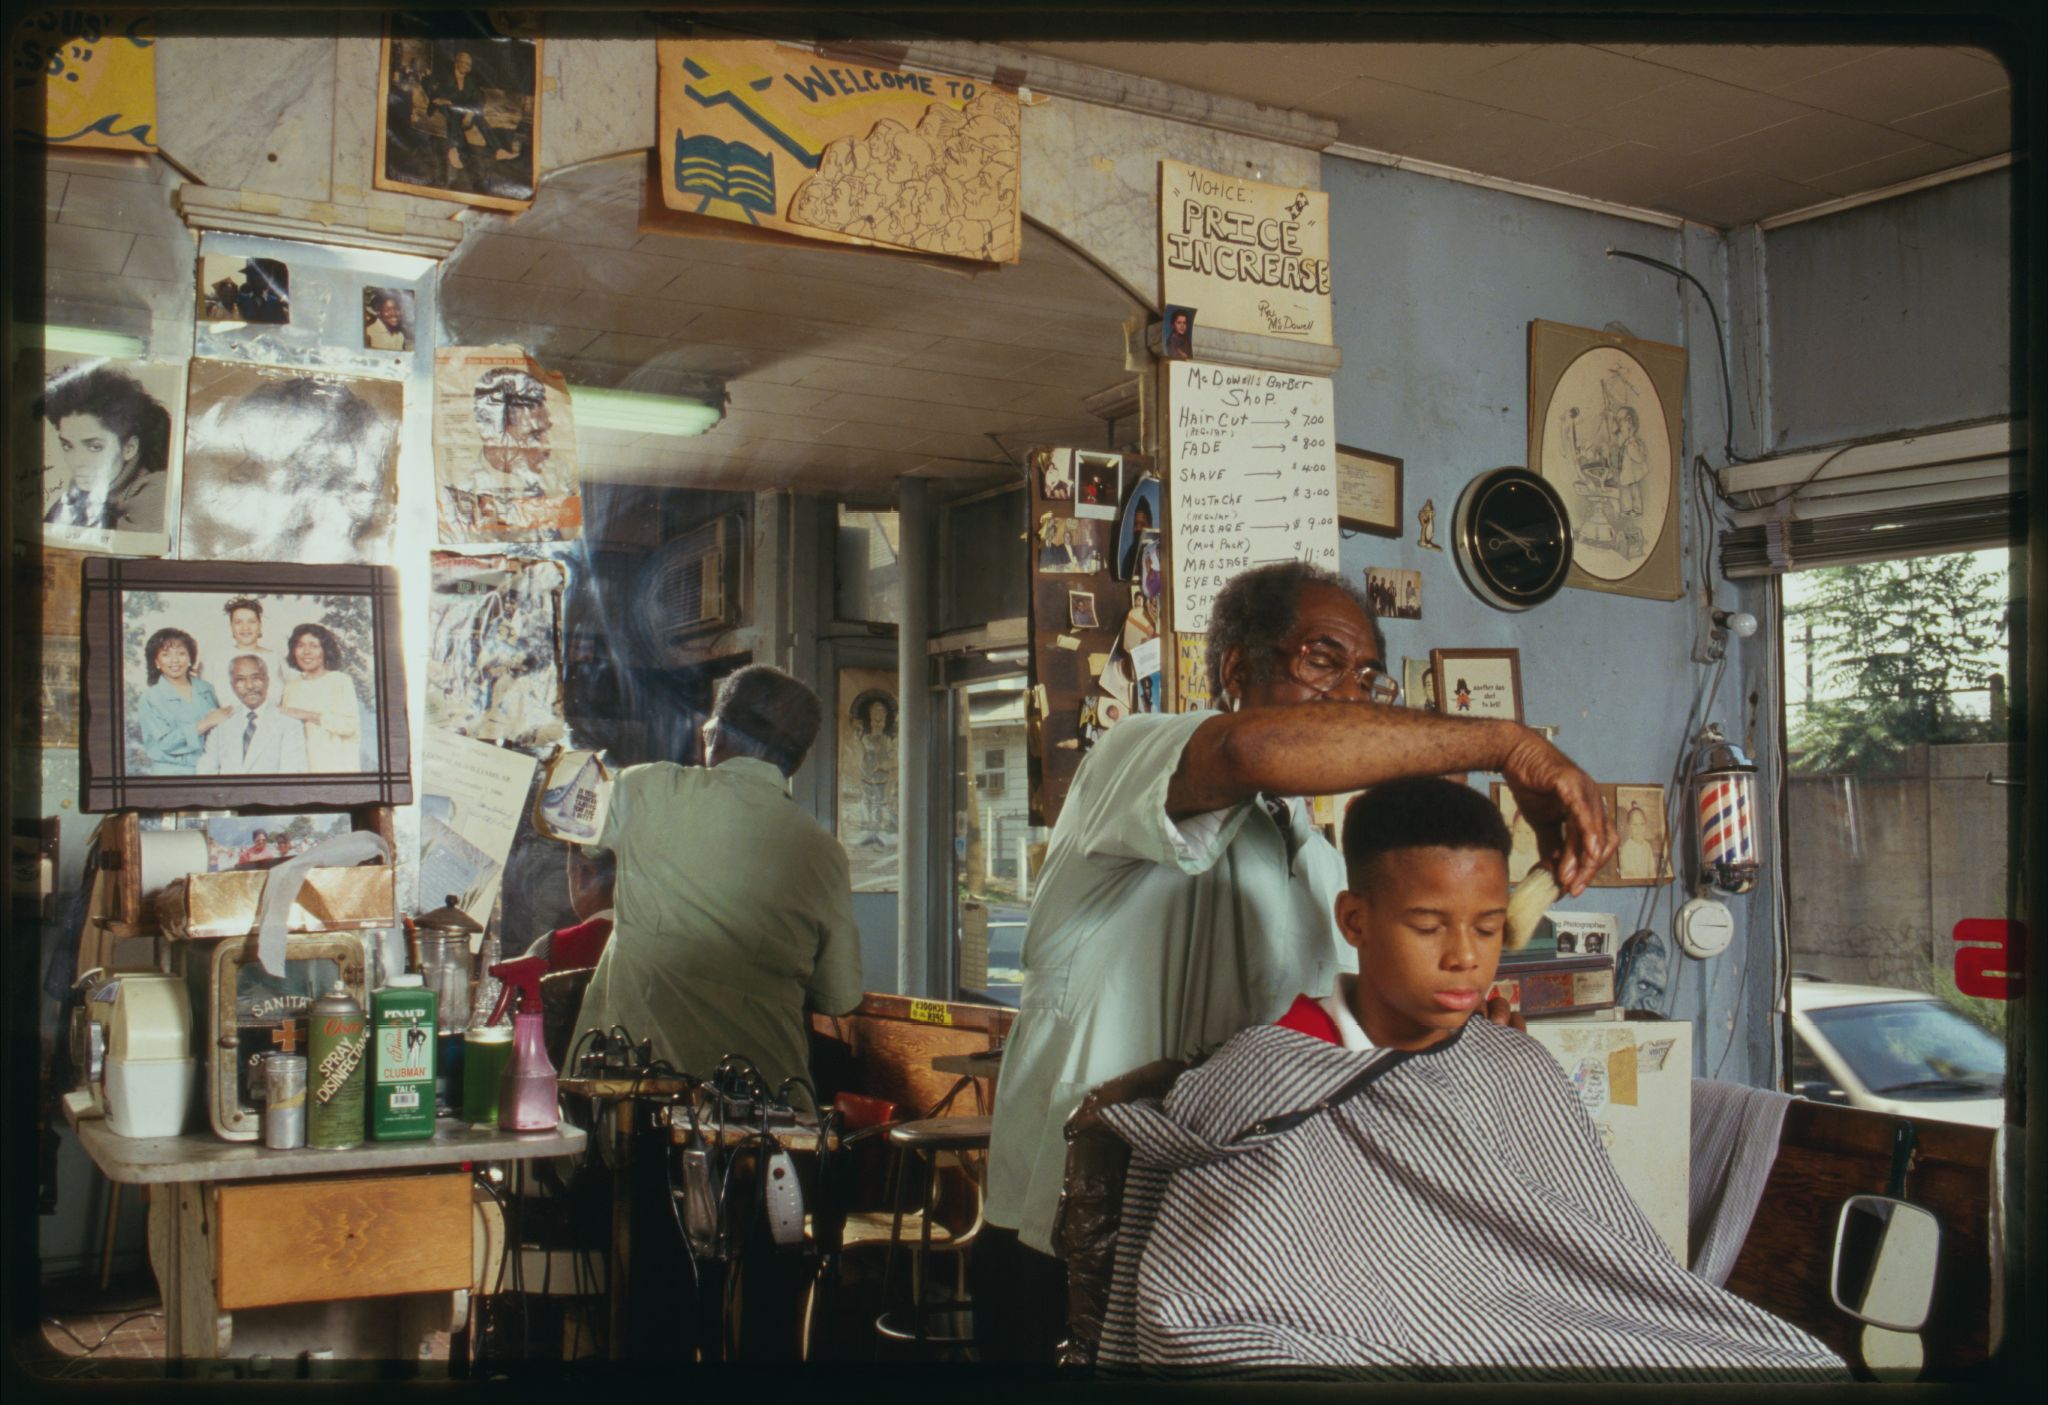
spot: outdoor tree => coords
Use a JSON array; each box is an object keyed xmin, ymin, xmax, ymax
[{"xmin": 1787, "ymin": 552, "xmax": 2009, "ymax": 775}]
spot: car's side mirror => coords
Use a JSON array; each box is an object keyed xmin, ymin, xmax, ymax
[
  {"xmin": 1796, "ymin": 1079, "xmax": 1849, "ymax": 1105},
  {"xmin": 1830, "ymin": 1194, "xmax": 1940, "ymax": 1332}
]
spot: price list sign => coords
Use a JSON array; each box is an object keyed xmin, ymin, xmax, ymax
[{"xmin": 1166, "ymin": 361, "xmax": 1338, "ymax": 632}]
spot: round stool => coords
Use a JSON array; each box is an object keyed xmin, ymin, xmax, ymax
[{"xmin": 876, "ymin": 1115, "xmax": 990, "ymax": 1357}]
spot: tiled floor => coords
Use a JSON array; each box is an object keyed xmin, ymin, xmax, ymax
[{"xmin": 40, "ymin": 1308, "xmax": 167, "ymax": 1361}]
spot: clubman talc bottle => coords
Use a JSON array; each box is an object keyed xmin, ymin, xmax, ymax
[
  {"xmin": 307, "ymin": 981, "xmax": 367, "ymax": 1149},
  {"xmin": 371, "ymin": 972, "xmax": 437, "ymax": 1140}
]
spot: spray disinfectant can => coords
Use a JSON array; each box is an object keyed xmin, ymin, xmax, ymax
[
  {"xmin": 307, "ymin": 982, "xmax": 367, "ymax": 1149},
  {"xmin": 371, "ymin": 973, "xmax": 437, "ymax": 1140}
]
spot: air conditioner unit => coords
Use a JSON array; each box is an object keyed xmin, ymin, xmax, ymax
[{"xmin": 637, "ymin": 514, "xmax": 744, "ymax": 659}]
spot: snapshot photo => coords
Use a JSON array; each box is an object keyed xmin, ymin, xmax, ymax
[
  {"xmin": 25, "ymin": 353, "xmax": 183, "ymax": 556},
  {"xmin": 181, "ymin": 360, "xmax": 402, "ymax": 564},
  {"xmin": 1068, "ymin": 589, "xmax": 1099, "ymax": 631},
  {"xmin": 1036, "ymin": 446, "xmax": 1072, "ymax": 501},
  {"xmin": 1551, "ymin": 910, "xmax": 1621, "ymax": 958},
  {"xmin": 1162, "ymin": 304, "xmax": 1196, "ymax": 360},
  {"xmin": 1610, "ymin": 782, "xmax": 1675, "ymax": 884},
  {"xmin": 1036, "ymin": 513, "xmax": 1104, "ymax": 574},
  {"xmin": 1074, "ymin": 452, "xmax": 1122, "ymax": 521},
  {"xmin": 1366, "ymin": 566, "xmax": 1422, "ymax": 620},
  {"xmin": 159, "ymin": 812, "xmax": 354, "ymax": 872},
  {"xmin": 1490, "ymin": 782, "xmax": 1544, "ymax": 886},
  {"xmin": 1402, "ymin": 656, "xmax": 1438, "ymax": 712},
  {"xmin": 375, "ymin": 17, "xmax": 542, "ymax": 212},
  {"xmin": 363, "ymin": 286, "xmax": 418, "ymax": 352},
  {"xmin": 197, "ymin": 254, "xmax": 290, "ymax": 325}
]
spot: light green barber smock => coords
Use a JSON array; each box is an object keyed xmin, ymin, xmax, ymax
[
  {"xmin": 986, "ymin": 710, "xmax": 1349, "ymax": 1253},
  {"xmin": 574, "ymin": 756, "xmax": 864, "ymax": 1112}
]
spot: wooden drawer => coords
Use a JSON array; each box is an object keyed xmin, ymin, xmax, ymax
[{"xmin": 215, "ymin": 1173, "xmax": 470, "ymax": 1311}]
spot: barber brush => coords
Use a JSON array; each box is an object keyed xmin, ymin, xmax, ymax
[{"xmin": 1505, "ymin": 865, "xmax": 1563, "ymax": 951}]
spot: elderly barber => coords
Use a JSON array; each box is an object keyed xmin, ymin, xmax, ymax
[{"xmin": 977, "ymin": 561, "xmax": 1617, "ymax": 1362}]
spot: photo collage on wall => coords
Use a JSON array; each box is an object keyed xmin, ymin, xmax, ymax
[{"xmin": 1027, "ymin": 447, "xmax": 1165, "ymax": 827}]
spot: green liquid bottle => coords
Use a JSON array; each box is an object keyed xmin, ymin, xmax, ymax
[
  {"xmin": 371, "ymin": 974, "xmax": 437, "ymax": 1140},
  {"xmin": 463, "ymin": 1028, "xmax": 515, "ymax": 1125}
]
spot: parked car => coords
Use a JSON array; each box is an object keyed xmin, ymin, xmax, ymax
[{"xmin": 1788, "ymin": 976, "xmax": 2005, "ymax": 1128}]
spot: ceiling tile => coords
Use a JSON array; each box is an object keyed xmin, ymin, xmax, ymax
[
  {"xmin": 1634, "ymin": 44, "xmax": 1885, "ymax": 89},
  {"xmin": 1891, "ymin": 90, "xmax": 2011, "ymax": 157},
  {"xmin": 1693, "ymin": 109, "xmax": 1920, "ymax": 185},
  {"xmin": 450, "ymin": 233, "xmax": 549, "ymax": 283},
  {"xmin": 1311, "ymin": 43, "xmax": 1535, "ymax": 89},
  {"xmin": 1654, "ymin": 169, "xmax": 1829, "ymax": 228},
  {"xmin": 1427, "ymin": 46, "xmax": 1677, "ymax": 124},
  {"xmin": 1020, "ymin": 41, "xmax": 1397, "ymax": 108},
  {"xmin": 1316, "ymin": 77, "xmax": 1500, "ymax": 152},
  {"xmin": 1768, "ymin": 47, "xmax": 2007, "ymax": 125},
  {"xmin": 1803, "ymin": 141, "xmax": 1979, "ymax": 198},
  {"xmin": 1397, "ymin": 110, "xmax": 1617, "ymax": 181},
  {"xmin": 726, "ymin": 380, "xmax": 839, "ymax": 417},
  {"xmin": 1528, "ymin": 141, "xmax": 1693, "ymax": 208},
  {"xmin": 1568, "ymin": 73, "xmax": 1813, "ymax": 154}
]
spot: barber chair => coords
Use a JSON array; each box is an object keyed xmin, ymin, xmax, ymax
[
  {"xmin": 1050, "ymin": 1059, "xmax": 1189, "ymax": 1370},
  {"xmin": 872, "ymin": 1115, "xmax": 990, "ymax": 1357}
]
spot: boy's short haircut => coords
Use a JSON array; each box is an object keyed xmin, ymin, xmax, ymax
[{"xmin": 1343, "ymin": 777, "xmax": 1512, "ymax": 888}]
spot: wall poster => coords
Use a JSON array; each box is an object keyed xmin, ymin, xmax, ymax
[
  {"xmin": 836, "ymin": 666, "xmax": 899, "ymax": 893},
  {"xmin": 654, "ymin": 36, "xmax": 1021, "ymax": 264},
  {"xmin": 9, "ymin": 9, "xmax": 157, "ymax": 151},
  {"xmin": 426, "ymin": 552, "xmax": 567, "ymax": 752},
  {"xmin": 180, "ymin": 359, "xmax": 401, "ymax": 564},
  {"xmin": 432, "ymin": 346, "xmax": 582, "ymax": 545},
  {"xmin": 19, "ymin": 352, "xmax": 183, "ymax": 557},
  {"xmin": 1529, "ymin": 319, "xmax": 1685, "ymax": 601},
  {"xmin": 1159, "ymin": 159, "xmax": 1331, "ymax": 344}
]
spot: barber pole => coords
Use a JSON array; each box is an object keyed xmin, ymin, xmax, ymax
[
  {"xmin": 307, "ymin": 982, "xmax": 367, "ymax": 1149},
  {"xmin": 1691, "ymin": 725, "xmax": 1760, "ymax": 895}
]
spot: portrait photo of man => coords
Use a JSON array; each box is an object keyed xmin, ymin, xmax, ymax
[{"xmin": 200, "ymin": 652, "xmax": 309, "ymax": 774}]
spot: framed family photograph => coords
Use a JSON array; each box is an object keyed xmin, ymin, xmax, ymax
[
  {"xmin": 1598, "ymin": 782, "xmax": 1676, "ymax": 886},
  {"xmin": 1432, "ymin": 647, "xmax": 1523, "ymax": 723},
  {"xmin": 374, "ymin": 15, "xmax": 542, "ymax": 213},
  {"xmin": 81, "ymin": 559, "xmax": 412, "ymax": 811}
]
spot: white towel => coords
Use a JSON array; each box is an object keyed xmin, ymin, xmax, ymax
[{"xmin": 1689, "ymin": 1077, "xmax": 1792, "ymax": 1286}]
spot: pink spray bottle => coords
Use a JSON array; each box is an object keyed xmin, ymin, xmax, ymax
[{"xmin": 487, "ymin": 955, "xmax": 558, "ymax": 1132}]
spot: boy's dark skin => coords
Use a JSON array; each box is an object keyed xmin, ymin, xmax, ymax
[{"xmin": 1336, "ymin": 844, "xmax": 1512, "ymax": 1050}]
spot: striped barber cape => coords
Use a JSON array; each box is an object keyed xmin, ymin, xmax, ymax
[{"xmin": 1093, "ymin": 1017, "xmax": 1848, "ymax": 1381}]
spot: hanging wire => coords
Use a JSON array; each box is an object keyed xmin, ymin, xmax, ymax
[{"xmin": 1605, "ymin": 247, "xmax": 1754, "ymax": 466}]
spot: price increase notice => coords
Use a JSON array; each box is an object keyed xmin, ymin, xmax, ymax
[{"xmin": 1167, "ymin": 361, "xmax": 1338, "ymax": 633}]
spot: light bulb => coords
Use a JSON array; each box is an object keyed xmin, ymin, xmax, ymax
[{"xmin": 1713, "ymin": 609, "xmax": 1759, "ymax": 639}]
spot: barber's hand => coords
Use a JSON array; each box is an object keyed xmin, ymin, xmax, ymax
[
  {"xmin": 1483, "ymin": 990, "xmax": 1526, "ymax": 1034},
  {"xmin": 1500, "ymin": 729, "xmax": 1617, "ymax": 896}
]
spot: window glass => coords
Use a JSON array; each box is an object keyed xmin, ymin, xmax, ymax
[
  {"xmin": 952, "ymin": 675, "xmax": 1041, "ymax": 1005},
  {"xmin": 836, "ymin": 507, "xmax": 901, "ymax": 625},
  {"xmin": 1781, "ymin": 547, "xmax": 2014, "ymax": 1100}
]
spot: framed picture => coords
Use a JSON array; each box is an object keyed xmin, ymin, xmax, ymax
[
  {"xmin": 1401, "ymin": 656, "xmax": 1437, "ymax": 712},
  {"xmin": 374, "ymin": 15, "xmax": 542, "ymax": 213},
  {"xmin": 1336, "ymin": 445, "xmax": 1402, "ymax": 538},
  {"xmin": 1528, "ymin": 319, "xmax": 1685, "ymax": 601},
  {"xmin": 1432, "ymin": 648, "xmax": 1523, "ymax": 723},
  {"xmin": 81, "ymin": 559, "xmax": 412, "ymax": 812},
  {"xmin": 1074, "ymin": 452, "xmax": 1121, "ymax": 521},
  {"xmin": 1601, "ymin": 782, "xmax": 1676, "ymax": 886},
  {"xmin": 1366, "ymin": 566, "xmax": 1421, "ymax": 620}
]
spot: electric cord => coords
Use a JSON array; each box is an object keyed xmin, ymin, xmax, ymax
[
  {"xmin": 41, "ymin": 1311, "xmax": 164, "ymax": 1357},
  {"xmin": 1606, "ymin": 247, "xmax": 1754, "ymax": 466}
]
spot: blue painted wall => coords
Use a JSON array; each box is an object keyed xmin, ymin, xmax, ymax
[{"xmin": 1325, "ymin": 158, "xmax": 1772, "ymax": 1084}]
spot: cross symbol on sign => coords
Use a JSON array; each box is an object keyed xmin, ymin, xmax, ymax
[{"xmin": 271, "ymin": 1020, "xmax": 303, "ymax": 1054}]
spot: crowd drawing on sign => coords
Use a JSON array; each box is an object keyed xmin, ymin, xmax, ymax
[
  {"xmin": 786, "ymin": 92, "xmax": 1020, "ymax": 261},
  {"xmin": 1554, "ymin": 358, "xmax": 1655, "ymax": 565}
]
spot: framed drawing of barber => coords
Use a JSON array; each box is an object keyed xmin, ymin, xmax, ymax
[
  {"xmin": 81, "ymin": 559, "xmax": 412, "ymax": 811},
  {"xmin": 374, "ymin": 15, "xmax": 541, "ymax": 213},
  {"xmin": 1529, "ymin": 319, "xmax": 1685, "ymax": 601},
  {"xmin": 24, "ymin": 355, "xmax": 183, "ymax": 556}
]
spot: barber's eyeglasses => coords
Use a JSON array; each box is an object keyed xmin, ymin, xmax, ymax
[{"xmin": 1278, "ymin": 642, "xmax": 1400, "ymax": 705}]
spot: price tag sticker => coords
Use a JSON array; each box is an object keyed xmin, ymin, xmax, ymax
[{"xmin": 907, "ymin": 999, "xmax": 954, "ymax": 1027}]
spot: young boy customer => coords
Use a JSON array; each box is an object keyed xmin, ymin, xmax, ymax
[{"xmin": 1090, "ymin": 778, "xmax": 1845, "ymax": 1379}]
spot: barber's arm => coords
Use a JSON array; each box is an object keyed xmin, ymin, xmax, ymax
[{"xmin": 1168, "ymin": 706, "xmax": 1616, "ymax": 894}]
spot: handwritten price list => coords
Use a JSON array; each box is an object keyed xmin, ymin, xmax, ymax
[{"xmin": 1166, "ymin": 361, "xmax": 1338, "ymax": 633}]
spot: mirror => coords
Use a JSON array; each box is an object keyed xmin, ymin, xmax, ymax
[{"xmin": 1830, "ymin": 1194, "xmax": 1941, "ymax": 1332}]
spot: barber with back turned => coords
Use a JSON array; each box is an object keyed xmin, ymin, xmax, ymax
[{"xmin": 976, "ymin": 561, "xmax": 1617, "ymax": 1362}]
